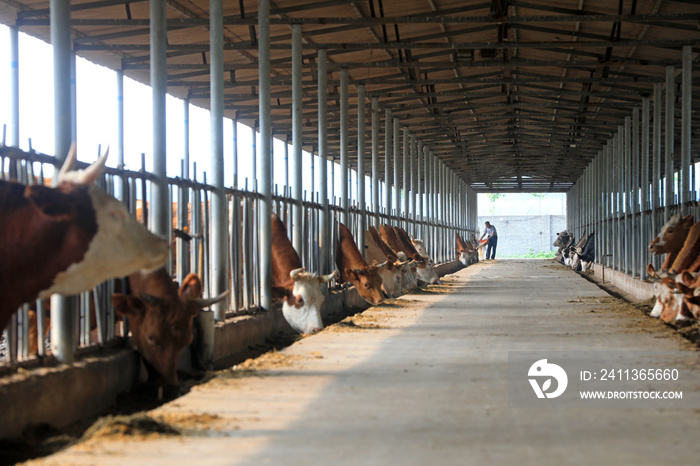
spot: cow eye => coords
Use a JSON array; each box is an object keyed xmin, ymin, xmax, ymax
[
  {"xmin": 364, "ymin": 283, "xmax": 370, "ymax": 288},
  {"xmin": 146, "ymin": 335, "xmax": 156, "ymax": 346}
]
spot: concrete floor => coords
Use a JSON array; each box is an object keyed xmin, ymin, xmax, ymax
[{"xmin": 31, "ymin": 260, "xmax": 700, "ymax": 465}]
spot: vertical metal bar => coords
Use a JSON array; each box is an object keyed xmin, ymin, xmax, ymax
[
  {"xmin": 384, "ymin": 108, "xmax": 392, "ymax": 218},
  {"xmin": 116, "ymin": 70, "xmax": 126, "ymax": 203},
  {"xmin": 232, "ymin": 116, "xmax": 238, "ymax": 189},
  {"xmin": 652, "ymin": 83, "xmax": 662, "ymax": 271},
  {"xmin": 632, "ymin": 107, "xmax": 640, "ymax": 277},
  {"xmin": 292, "ymin": 25, "xmax": 303, "ymax": 255},
  {"xmin": 402, "ymin": 127, "xmax": 409, "ymax": 225},
  {"xmin": 258, "ymin": 0, "xmax": 272, "ymax": 311},
  {"xmin": 357, "ymin": 85, "xmax": 366, "ymax": 258},
  {"xmin": 681, "ymin": 45, "xmax": 692, "ymax": 215},
  {"xmin": 417, "ymin": 141, "xmax": 423, "ymax": 237},
  {"xmin": 625, "ymin": 116, "xmax": 631, "ymax": 275},
  {"xmin": 371, "ymin": 97, "xmax": 379, "ymax": 227},
  {"xmin": 665, "ymin": 66, "xmax": 675, "ymax": 215},
  {"xmin": 641, "ymin": 97, "xmax": 650, "ymax": 278},
  {"xmin": 150, "ymin": 0, "xmax": 168, "ymax": 237},
  {"xmin": 318, "ymin": 49, "xmax": 329, "ymax": 273},
  {"xmin": 393, "ymin": 117, "xmax": 400, "ymax": 220},
  {"xmin": 50, "ymin": 0, "xmax": 74, "ymax": 364},
  {"xmin": 210, "ymin": 0, "xmax": 227, "ymax": 322},
  {"xmin": 10, "ymin": 26, "xmax": 19, "ymax": 154},
  {"xmin": 410, "ymin": 134, "xmax": 416, "ymax": 233},
  {"xmin": 251, "ymin": 125, "xmax": 257, "ymax": 188},
  {"xmin": 340, "ymin": 68, "xmax": 349, "ymax": 225}
]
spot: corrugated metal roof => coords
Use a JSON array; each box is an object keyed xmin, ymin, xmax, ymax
[{"xmin": 2, "ymin": 0, "xmax": 700, "ymax": 192}]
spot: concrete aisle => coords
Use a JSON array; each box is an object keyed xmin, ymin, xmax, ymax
[{"xmin": 33, "ymin": 260, "xmax": 700, "ymax": 465}]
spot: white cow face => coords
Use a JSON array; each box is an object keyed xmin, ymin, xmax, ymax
[
  {"xmin": 459, "ymin": 251, "xmax": 470, "ymax": 266},
  {"xmin": 412, "ymin": 239, "xmax": 442, "ymax": 285},
  {"xmin": 396, "ymin": 252, "xmax": 418, "ymax": 289},
  {"xmin": 377, "ymin": 261, "xmax": 403, "ymax": 298},
  {"xmin": 282, "ymin": 268, "xmax": 336, "ymax": 334}
]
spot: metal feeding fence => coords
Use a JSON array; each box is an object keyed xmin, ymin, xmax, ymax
[{"xmin": 0, "ymin": 143, "xmax": 477, "ymax": 370}]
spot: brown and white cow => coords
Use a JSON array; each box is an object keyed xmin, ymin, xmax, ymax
[
  {"xmin": 111, "ymin": 268, "xmax": 226, "ymax": 384},
  {"xmin": 456, "ymin": 233, "xmax": 477, "ymax": 266},
  {"xmin": 0, "ymin": 144, "xmax": 169, "ymax": 333},
  {"xmin": 379, "ymin": 225, "xmax": 422, "ymax": 288},
  {"xmin": 368, "ymin": 226, "xmax": 416, "ymax": 291},
  {"xmin": 365, "ymin": 229, "xmax": 407, "ymax": 298},
  {"xmin": 271, "ymin": 213, "xmax": 336, "ymax": 334},
  {"xmin": 649, "ymin": 214, "xmax": 694, "ymax": 272},
  {"xmin": 410, "ymin": 238, "xmax": 442, "ymax": 284},
  {"xmin": 336, "ymin": 223, "xmax": 385, "ymax": 305}
]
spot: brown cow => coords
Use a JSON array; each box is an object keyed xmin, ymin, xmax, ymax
[
  {"xmin": 271, "ymin": 213, "xmax": 336, "ymax": 334},
  {"xmin": 365, "ymin": 230, "xmax": 407, "ymax": 298},
  {"xmin": 336, "ymin": 223, "xmax": 385, "ymax": 305},
  {"xmin": 111, "ymin": 269, "xmax": 226, "ymax": 384},
  {"xmin": 649, "ymin": 214, "xmax": 694, "ymax": 272},
  {"xmin": 0, "ymin": 144, "xmax": 169, "ymax": 333}
]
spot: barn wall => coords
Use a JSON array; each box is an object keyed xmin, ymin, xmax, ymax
[{"xmin": 477, "ymin": 215, "xmax": 566, "ymax": 257}]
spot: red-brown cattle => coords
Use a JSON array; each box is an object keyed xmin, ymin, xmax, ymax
[
  {"xmin": 649, "ymin": 214, "xmax": 694, "ymax": 272},
  {"xmin": 336, "ymin": 223, "xmax": 385, "ymax": 305},
  {"xmin": 271, "ymin": 213, "xmax": 336, "ymax": 334},
  {"xmin": 0, "ymin": 145, "xmax": 169, "ymax": 333},
  {"xmin": 111, "ymin": 268, "xmax": 226, "ymax": 384}
]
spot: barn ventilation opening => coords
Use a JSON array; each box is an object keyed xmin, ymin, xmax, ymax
[{"xmin": 477, "ymin": 193, "xmax": 567, "ymax": 258}]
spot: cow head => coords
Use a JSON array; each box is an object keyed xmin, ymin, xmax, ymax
[
  {"xmin": 111, "ymin": 273, "xmax": 225, "ymax": 384},
  {"xmin": 280, "ymin": 268, "xmax": 337, "ymax": 334},
  {"xmin": 649, "ymin": 214, "xmax": 694, "ymax": 254},
  {"xmin": 396, "ymin": 252, "xmax": 418, "ymax": 289},
  {"xmin": 552, "ymin": 231, "xmax": 572, "ymax": 248},
  {"xmin": 40, "ymin": 145, "xmax": 169, "ymax": 299},
  {"xmin": 412, "ymin": 239, "xmax": 442, "ymax": 284},
  {"xmin": 375, "ymin": 260, "xmax": 405, "ymax": 298},
  {"xmin": 344, "ymin": 263, "xmax": 385, "ymax": 305}
]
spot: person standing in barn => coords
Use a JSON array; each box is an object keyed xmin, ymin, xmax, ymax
[{"xmin": 480, "ymin": 221, "xmax": 498, "ymax": 260}]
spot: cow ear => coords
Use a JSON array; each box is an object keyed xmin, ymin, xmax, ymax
[
  {"xmin": 385, "ymin": 261, "xmax": 394, "ymax": 271},
  {"xmin": 179, "ymin": 273, "xmax": 203, "ymax": 299},
  {"xmin": 111, "ymin": 293, "xmax": 146, "ymax": 318},
  {"xmin": 25, "ymin": 185, "xmax": 75, "ymax": 217},
  {"xmin": 272, "ymin": 286, "xmax": 293, "ymax": 300}
]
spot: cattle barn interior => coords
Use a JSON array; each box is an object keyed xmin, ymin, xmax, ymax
[{"xmin": 1, "ymin": 0, "xmax": 700, "ymax": 459}]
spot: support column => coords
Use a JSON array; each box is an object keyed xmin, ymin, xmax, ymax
[
  {"xmin": 340, "ymin": 68, "xmax": 349, "ymax": 225},
  {"xmin": 393, "ymin": 118, "xmax": 400, "ymax": 220},
  {"xmin": 10, "ymin": 26, "xmax": 19, "ymax": 151},
  {"xmin": 210, "ymin": 0, "xmax": 227, "ymax": 320},
  {"xmin": 681, "ymin": 46, "xmax": 692, "ymax": 213},
  {"xmin": 318, "ymin": 49, "xmax": 329, "ymax": 273},
  {"xmin": 292, "ymin": 25, "xmax": 303, "ymax": 254},
  {"xmin": 371, "ymin": 97, "xmax": 380, "ymax": 227},
  {"xmin": 51, "ymin": 0, "xmax": 74, "ymax": 364},
  {"xmin": 258, "ymin": 0, "xmax": 272, "ymax": 311},
  {"xmin": 357, "ymin": 85, "xmax": 366, "ymax": 256},
  {"xmin": 665, "ymin": 66, "xmax": 675, "ymax": 214},
  {"xmin": 641, "ymin": 97, "xmax": 650, "ymax": 278},
  {"xmin": 402, "ymin": 128, "xmax": 409, "ymax": 224},
  {"xmin": 384, "ymin": 108, "xmax": 392, "ymax": 218},
  {"xmin": 150, "ymin": 0, "xmax": 168, "ymax": 237}
]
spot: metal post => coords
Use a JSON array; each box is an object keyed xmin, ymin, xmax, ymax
[
  {"xmin": 371, "ymin": 97, "xmax": 380, "ymax": 227},
  {"xmin": 632, "ymin": 107, "xmax": 640, "ymax": 278},
  {"xmin": 51, "ymin": 0, "xmax": 74, "ymax": 364},
  {"xmin": 150, "ymin": 0, "xmax": 168, "ymax": 237},
  {"xmin": 292, "ymin": 25, "xmax": 303, "ymax": 254},
  {"xmin": 10, "ymin": 26, "xmax": 19, "ymax": 152},
  {"xmin": 384, "ymin": 108, "xmax": 392, "ymax": 218},
  {"xmin": 251, "ymin": 125, "xmax": 257, "ymax": 188},
  {"xmin": 410, "ymin": 134, "xmax": 416, "ymax": 231},
  {"xmin": 210, "ymin": 0, "xmax": 227, "ymax": 321},
  {"xmin": 357, "ymin": 85, "xmax": 366, "ymax": 257},
  {"xmin": 417, "ymin": 141, "xmax": 424, "ymax": 237},
  {"xmin": 318, "ymin": 49, "xmax": 329, "ymax": 273},
  {"xmin": 258, "ymin": 0, "xmax": 272, "ymax": 311},
  {"xmin": 116, "ymin": 70, "xmax": 125, "ymax": 201},
  {"xmin": 681, "ymin": 46, "xmax": 692, "ymax": 215},
  {"xmin": 232, "ymin": 116, "xmax": 238, "ymax": 189},
  {"xmin": 340, "ymin": 68, "xmax": 349, "ymax": 225},
  {"xmin": 665, "ymin": 66, "xmax": 675, "ymax": 215},
  {"xmin": 393, "ymin": 118, "xmax": 400, "ymax": 220},
  {"xmin": 403, "ymin": 128, "xmax": 410, "ymax": 224},
  {"xmin": 641, "ymin": 97, "xmax": 650, "ymax": 279},
  {"xmin": 652, "ymin": 83, "xmax": 662, "ymax": 271},
  {"xmin": 625, "ymin": 116, "xmax": 631, "ymax": 275}
]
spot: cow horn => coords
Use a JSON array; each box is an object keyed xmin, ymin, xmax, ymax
[
  {"xmin": 290, "ymin": 267, "xmax": 306, "ymax": 280},
  {"xmin": 377, "ymin": 260, "xmax": 388, "ymax": 268},
  {"xmin": 78, "ymin": 146, "xmax": 110, "ymax": 185},
  {"xmin": 57, "ymin": 142, "xmax": 78, "ymax": 182},
  {"xmin": 193, "ymin": 290, "xmax": 229, "ymax": 308},
  {"xmin": 319, "ymin": 270, "xmax": 338, "ymax": 283}
]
